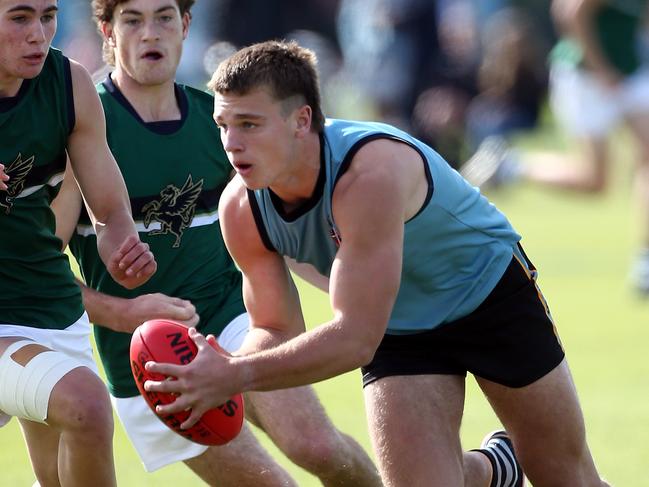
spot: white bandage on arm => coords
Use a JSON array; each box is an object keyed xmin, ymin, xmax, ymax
[{"xmin": 0, "ymin": 340, "xmax": 83, "ymax": 423}]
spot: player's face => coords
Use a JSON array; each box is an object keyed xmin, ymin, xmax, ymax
[
  {"xmin": 214, "ymin": 87, "xmax": 309, "ymax": 192},
  {"xmin": 0, "ymin": 0, "xmax": 57, "ymax": 93},
  {"xmin": 106, "ymin": 0, "xmax": 188, "ymax": 87}
]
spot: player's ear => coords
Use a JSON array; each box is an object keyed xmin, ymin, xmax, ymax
[
  {"xmin": 100, "ymin": 22, "xmax": 115, "ymax": 46},
  {"xmin": 182, "ymin": 12, "xmax": 191, "ymax": 40},
  {"xmin": 294, "ymin": 105, "xmax": 312, "ymax": 138}
]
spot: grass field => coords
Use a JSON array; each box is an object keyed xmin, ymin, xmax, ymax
[{"xmin": 2, "ymin": 122, "xmax": 648, "ymax": 486}]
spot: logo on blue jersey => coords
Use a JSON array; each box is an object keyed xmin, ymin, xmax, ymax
[{"xmin": 328, "ymin": 222, "xmax": 342, "ymax": 247}]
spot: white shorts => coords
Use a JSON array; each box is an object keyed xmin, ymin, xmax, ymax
[
  {"xmin": 549, "ymin": 63, "xmax": 649, "ymax": 137},
  {"xmin": 0, "ymin": 313, "xmax": 99, "ymax": 423},
  {"xmin": 113, "ymin": 312, "xmax": 250, "ymax": 472}
]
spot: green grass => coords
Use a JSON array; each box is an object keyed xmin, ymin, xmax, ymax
[{"xmin": 2, "ymin": 123, "xmax": 649, "ymax": 485}]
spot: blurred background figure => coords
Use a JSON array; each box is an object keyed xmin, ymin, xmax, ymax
[
  {"xmin": 410, "ymin": 0, "xmax": 481, "ymax": 169},
  {"xmin": 463, "ymin": 6, "xmax": 549, "ymax": 152},
  {"xmin": 410, "ymin": 1, "xmax": 551, "ymax": 169},
  {"xmin": 336, "ymin": 0, "xmax": 440, "ymax": 128},
  {"xmin": 182, "ymin": 0, "xmax": 343, "ymax": 88},
  {"xmin": 461, "ymin": 0, "xmax": 649, "ymax": 295}
]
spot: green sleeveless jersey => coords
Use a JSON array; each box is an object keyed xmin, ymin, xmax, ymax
[
  {"xmin": 0, "ymin": 48, "xmax": 84, "ymax": 329},
  {"xmin": 69, "ymin": 76, "xmax": 244, "ymax": 397},
  {"xmin": 551, "ymin": 0, "xmax": 648, "ymax": 75}
]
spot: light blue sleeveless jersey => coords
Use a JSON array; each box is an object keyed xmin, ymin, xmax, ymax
[{"xmin": 249, "ymin": 119, "xmax": 522, "ymax": 333}]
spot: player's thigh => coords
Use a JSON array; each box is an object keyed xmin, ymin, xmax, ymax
[
  {"xmin": 476, "ymin": 359, "xmax": 590, "ymax": 478},
  {"xmin": 364, "ymin": 374, "xmax": 466, "ymax": 486},
  {"xmin": 244, "ymin": 385, "xmax": 338, "ymax": 452},
  {"xmin": 185, "ymin": 423, "xmax": 296, "ymax": 487},
  {"xmin": 0, "ymin": 335, "xmax": 106, "ymax": 428}
]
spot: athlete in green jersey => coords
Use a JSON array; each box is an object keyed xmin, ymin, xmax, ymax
[
  {"xmin": 52, "ymin": 1, "xmax": 381, "ymax": 485},
  {"xmin": 0, "ymin": 1, "xmax": 156, "ymax": 486}
]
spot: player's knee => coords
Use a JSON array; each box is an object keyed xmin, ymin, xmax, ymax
[
  {"xmin": 49, "ymin": 369, "xmax": 113, "ymax": 439},
  {"xmin": 280, "ymin": 428, "xmax": 346, "ymax": 474}
]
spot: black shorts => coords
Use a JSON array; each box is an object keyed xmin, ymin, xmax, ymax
[{"xmin": 361, "ymin": 252, "xmax": 565, "ymax": 388}]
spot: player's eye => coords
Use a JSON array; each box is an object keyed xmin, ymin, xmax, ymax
[{"xmin": 41, "ymin": 14, "xmax": 55, "ymax": 23}]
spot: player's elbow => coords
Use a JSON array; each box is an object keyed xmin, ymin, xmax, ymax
[
  {"xmin": 355, "ymin": 341, "xmax": 379, "ymax": 368},
  {"xmin": 345, "ymin": 323, "xmax": 384, "ymax": 368}
]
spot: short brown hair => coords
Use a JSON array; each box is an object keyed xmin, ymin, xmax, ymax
[
  {"xmin": 208, "ymin": 40, "xmax": 325, "ymax": 133},
  {"xmin": 92, "ymin": 0, "xmax": 195, "ymax": 65}
]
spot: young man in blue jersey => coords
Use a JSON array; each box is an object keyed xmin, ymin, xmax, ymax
[
  {"xmin": 0, "ymin": 1, "xmax": 156, "ymax": 486},
  {"xmin": 145, "ymin": 40, "xmax": 612, "ymax": 487},
  {"xmin": 51, "ymin": 1, "xmax": 381, "ymax": 485}
]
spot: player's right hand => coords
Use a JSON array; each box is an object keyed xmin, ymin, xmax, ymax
[
  {"xmin": 118, "ymin": 293, "xmax": 199, "ymax": 333},
  {"xmin": 107, "ymin": 235, "xmax": 157, "ymax": 289},
  {"xmin": 0, "ymin": 164, "xmax": 8, "ymax": 191}
]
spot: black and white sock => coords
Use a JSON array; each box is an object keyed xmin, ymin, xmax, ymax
[{"xmin": 473, "ymin": 431, "xmax": 523, "ymax": 487}]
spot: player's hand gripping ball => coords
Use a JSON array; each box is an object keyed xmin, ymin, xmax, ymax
[{"xmin": 130, "ymin": 319, "xmax": 244, "ymax": 445}]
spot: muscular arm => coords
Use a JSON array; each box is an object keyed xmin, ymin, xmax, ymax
[
  {"xmin": 145, "ymin": 140, "xmax": 422, "ymax": 426},
  {"xmin": 221, "ymin": 178, "xmax": 307, "ymax": 354},
  {"xmin": 225, "ymin": 173, "xmax": 396, "ymax": 383},
  {"xmin": 66, "ymin": 60, "xmax": 156, "ymax": 288},
  {"xmin": 52, "ymin": 140, "xmax": 197, "ymax": 333}
]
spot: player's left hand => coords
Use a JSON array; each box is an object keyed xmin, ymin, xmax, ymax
[
  {"xmin": 108, "ymin": 235, "xmax": 157, "ymax": 289},
  {"xmin": 144, "ymin": 328, "xmax": 240, "ymax": 429}
]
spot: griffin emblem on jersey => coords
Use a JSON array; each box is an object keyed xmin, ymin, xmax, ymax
[
  {"xmin": 0, "ymin": 153, "xmax": 34, "ymax": 215},
  {"xmin": 142, "ymin": 175, "xmax": 204, "ymax": 248}
]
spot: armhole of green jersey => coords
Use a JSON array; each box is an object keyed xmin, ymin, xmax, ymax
[{"xmin": 62, "ymin": 56, "xmax": 75, "ymax": 135}]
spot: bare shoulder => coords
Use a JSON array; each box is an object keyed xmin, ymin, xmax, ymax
[
  {"xmin": 68, "ymin": 59, "xmax": 95, "ymax": 98},
  {"xmin": 333, "ymin": 137, "xmax": 428, "ymax": 223},
  {"xmin": 220, "ymin": 175, "xmax": 250, "ymax": 221},
  {"xmin": 336, "ymin": 138, "xmax": 423, "ymax": 197},
  {"xmin": 68, "ymin": 59, "xmax": 104, "ymax": 132},
  {"xmin": 219, "ymin": 176, "xmax": 268, "ymax": 257}
]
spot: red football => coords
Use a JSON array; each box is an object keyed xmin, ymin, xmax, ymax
[{"xmin": 130, "ymin": 319, "xmax": 244, "ymax": 446}]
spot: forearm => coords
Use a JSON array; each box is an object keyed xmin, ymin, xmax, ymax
[
  {"xmin": 78, "ymin": 278, "xmax": 132, "ymax": 332},
  {"xmin": 94, "ymin": 205, "xmax": 138, "ymax": 265},
  {"xmin": 235, "ymin": 319, "xmax": 376, "ymax": 393}
]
